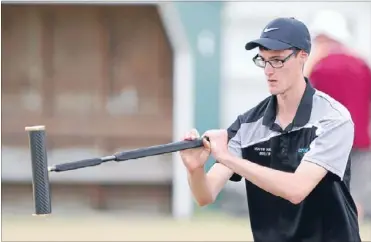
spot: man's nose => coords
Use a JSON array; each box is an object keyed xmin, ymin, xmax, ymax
[{"xmin": 264, "ymin": 63, "xmax": 275, "ymax": 76}]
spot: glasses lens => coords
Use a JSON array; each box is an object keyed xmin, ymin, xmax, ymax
[
  {"xmin": 254, "ymin": 58, "xmax": 265, "ymax": 68},
  {"xmin": 270, "ymin": 60, "xmax": 284, "ymax": 68}
]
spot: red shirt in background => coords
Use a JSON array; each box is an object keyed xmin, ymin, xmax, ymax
[{"xmin": 309, "ymin": 52, "xmax": 371, "ymax": 150}]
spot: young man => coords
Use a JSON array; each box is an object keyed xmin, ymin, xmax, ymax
[
  {"xmin": 305, "ymin": 10, "xmax": 371, "ymax": 222},
  {"xmin": 180, "ymin": 17, "xmax": 361, "ymax": 242}
]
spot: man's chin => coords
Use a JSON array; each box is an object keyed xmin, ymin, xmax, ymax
[{"xmin": 268, "ymin": 88, "xmax": 282, "ymax": 96}]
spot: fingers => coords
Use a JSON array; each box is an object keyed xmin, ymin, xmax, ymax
[
  {"xmin": 202, "ymin": 129, "xmax": 216, "ymax": 139},
  {"xmin": 202, "ymin": 129, "xmax": 229, "ymax": 151},
  {"xmin": 183, "ymin": 128, "xmax": 200, "ymax": 141}
]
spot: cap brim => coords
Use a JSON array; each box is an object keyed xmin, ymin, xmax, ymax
[{"xmin": 245, "ymin": 38, "xmax": 292, "ymax": 51}]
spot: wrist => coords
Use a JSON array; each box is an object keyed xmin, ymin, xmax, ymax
[
  {"xmin": 217, "ymin": 151, "xmax": 233, "ymax": 164},
  {"xmin": 188, "ymin": 165, "xmax": 205, "ymax": 175}
]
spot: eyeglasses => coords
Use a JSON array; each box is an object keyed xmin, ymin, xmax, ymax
[{"xmin": 252, "ymin": 50, "xmax": 298, "ymax": 69}]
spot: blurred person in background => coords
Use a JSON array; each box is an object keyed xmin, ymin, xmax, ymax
[{"xmin": 305, "ymin": 10, "xmax": 371, "ymax": 222}]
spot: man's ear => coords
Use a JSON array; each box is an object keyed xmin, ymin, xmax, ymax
[{"xmin": 299, "ymin": 50, "xmax": 309, "ymax": 64}]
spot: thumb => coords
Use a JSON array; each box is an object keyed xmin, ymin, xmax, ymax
[
  {"xmin": 202, "ymin": 137, "xmax": 211, "ymax": 152},
  {"xmin": 190, "ymin": 128, "xmax": 200, "ymax": 138}
]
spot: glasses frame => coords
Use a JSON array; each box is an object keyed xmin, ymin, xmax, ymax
[{"xmin": 252, "ymin": 49, "xmax": 299, "ymax": 69}]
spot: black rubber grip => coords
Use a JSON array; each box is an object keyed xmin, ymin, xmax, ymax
[
  {"xmin": 52, "ymin": 158, "xmax": 103, "ymax": 172},
  {"xmin": 115, "ymin": 138, "xmax": 206, "ymax": 161},
  {"xmin": 27, "ymin": 129, "xmax": 52, "ymax": 215}
]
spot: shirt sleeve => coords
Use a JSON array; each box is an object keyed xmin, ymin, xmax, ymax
[
  {"xmin": 225, "ymin": 115, "xmax": 244, "ymax": 182},
  {"xmin": 302, "ymin": 116, "xmax": 354, "ymax": 180}
]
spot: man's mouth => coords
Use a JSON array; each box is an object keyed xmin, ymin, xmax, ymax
[{"xmin": 268, "ymin": 79, "xmax": 278, "ymax": 83}]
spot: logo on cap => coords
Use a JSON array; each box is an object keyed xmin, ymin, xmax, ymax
[{"xmin": 263, "ymin": 27, "xmax": 279, "ymax": 33}]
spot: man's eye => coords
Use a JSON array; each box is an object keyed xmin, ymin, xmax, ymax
[{"xmin": 270, "ymin": 59, "xmax": 282, "ymax": 64}]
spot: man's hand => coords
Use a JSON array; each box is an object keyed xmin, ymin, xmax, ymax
[
  {"xmin": 203, "ymin": 129, "xmax": 231, "ymax": 161},
  {"xmin": 179, "ymin": 129, "xmax": 211, "ymax": 173},
  {"xmin": 179, "ymin": 129, "xmax": 235, "ymax": 206}
]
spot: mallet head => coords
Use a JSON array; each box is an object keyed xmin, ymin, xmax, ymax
[{"xmin": 25, "ymin": 125, "xmax": 52, "ymax": 216}]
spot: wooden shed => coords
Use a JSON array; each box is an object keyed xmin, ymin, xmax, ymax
[{"xmin": 2, "ymin": 4, "xmax": 176, "ymax": 215}]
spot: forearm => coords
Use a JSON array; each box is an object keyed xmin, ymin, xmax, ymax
[
  {"xmin": 220, "ymin": 154, "xmax": 303, "ymax": 204},
  {"xmin": 187, "ymin": 167, "xmax": 214, "ymax": 206}
]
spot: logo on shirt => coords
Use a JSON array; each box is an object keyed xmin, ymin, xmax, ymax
[
  {"xmin": 298, "ymin": 148, "xmax": 309, "ymax": 154},
  {"xmin": 254, "ymin": 147, "xmax": 271, "ymax": 156}
]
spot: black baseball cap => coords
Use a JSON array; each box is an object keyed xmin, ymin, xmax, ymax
[{"xmin": 245, "ymin": 17, "xmax": 311, "ymax": 54}]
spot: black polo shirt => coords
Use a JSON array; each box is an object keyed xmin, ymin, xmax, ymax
[{"xmin": 226, "ymin": 79, "xmax": 361, "ymax": 242}]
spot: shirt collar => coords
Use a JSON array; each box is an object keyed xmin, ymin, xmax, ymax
[{"xmin": 262, "ymin": 77, "xmax": 315, "ymax": 130}]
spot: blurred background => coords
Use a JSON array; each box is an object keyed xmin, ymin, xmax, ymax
[{"xmin": 1, "ymin": 1, "xmax": 371, "ymax": 241}]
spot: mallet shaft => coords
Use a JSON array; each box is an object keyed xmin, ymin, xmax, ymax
[
  {"xmin": 48, "ymin": 138, "xmax": 207, "ymax": 172},
  {"xmin": 48, "ymin": 156, "xmax": 115, "ymax": 172}
]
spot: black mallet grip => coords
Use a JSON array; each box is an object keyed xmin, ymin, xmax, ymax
[
  {"xmin": 114, "ymin": 138, "xmax": 207, "ymax": 161},
  {"xmin": 25, "ymin": 125, "xmax": 52, "ymax": 216}
]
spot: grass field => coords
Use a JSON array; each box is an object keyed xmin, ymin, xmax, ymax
[{"xmin": 2, "ymin": 212, "xmax": 370, "ymax": 241}]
